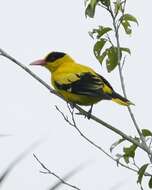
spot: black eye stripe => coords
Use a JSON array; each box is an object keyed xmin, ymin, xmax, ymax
[{"xmin": 45, "ymin": 52, "xmax": 65, "ymax": 62}]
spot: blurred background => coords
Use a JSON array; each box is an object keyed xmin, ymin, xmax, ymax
[{"xmin": 0, "ymin": 0, "xmax": 151, "ymax": 189}]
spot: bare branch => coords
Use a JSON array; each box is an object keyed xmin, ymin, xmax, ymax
[
  {"xmin": 0, "ymin": 49, "xmax": 150, "ymax": 154},
  {"xmin": 149, "ymin": 138, "xmax": 152, "ymax": 149},
  {"xmin": 106, "ymin": 33, "xmax": 115, "ymax": 47},
  {"xmin": 56, "ymin": 105, "xmax": 114, "ymax": 160},
  {"xmin": 48, "ymin": 162, "xmax": 88, "ymax": 190},
  {"xmin": 33, "ymin": 154, "xmax": 81, "ymax": 190},
  {"xmin": 55, "ymin": 105, "xmax": 74, "ymax": 127},
  {"xmin": 55, "ymin": 106, "xmax": 152, "ymax": 177},
  {"xmin": 121, "ymin": 56, "xmax": 126, "ymax": 71},
  {"xmin": 98, "ymin": 2, "xmax": 108, "ymax": 10},
  {"xmin": 132, "ymin": 158, "xmax": 140, "ymax": 170}
]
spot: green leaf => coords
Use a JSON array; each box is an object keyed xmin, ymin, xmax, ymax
[
  {"xmin": 110, "ymin": 138, "xmax": 125, "ymax": 152},
  {"xmin": 121, "ymin": 20, "xmax": 132, "ymax": 35},
  {"xmin": 149, "ymin": 177, "xmax": 152, "ymax": 189},
  {"xmin": 121, "ymin": 14, "xmax": 139, "ymax": 25},
  {"xmin": 120, "ymin": 14, "xmax": 138, "ymax": 35},
  {"xmin": 93, "ymin": 38, "xmax": 107, "ymax": 59},
  {"xmin": 85, "ymin": 0, "xmax": 99, "ymax": 18},
  {"xmin": 120, "ymin": 47, "xmax": 131, "ymax": 55},
  {"xmin": 90, "ymin": 0, "xmax": 98, "ymax": 9},
  {"xmin": 85, "ymin": 4, "xmax": 95, "ymax": 18},
  {"xmin": 97, "ymin": 50, "xmax": 107, "ymax": 65},
  {"xmin": 97, "ymin": 46, "xmax": 131, "ymax": 72},
  {"xmin": 142, "ymin": 129, "xmax": 152, "ymax": 137},
  {"xmin": 113, "ymin": 0, "xmax": 123, "ymax": 14},
  {"xmin": 137, "ymin": 164, "xmax": 149, "ymax": 184},
  {"xmin": 100, "ymin": 0, "xmax": 110, "ymax": 7},
  {"xmin": 123, "ymin": 144, "xmax": 137, "ymax": 163},
  {"xmin": 97, "ymin": 26, "xmax": 112, "ymax": 39},
  {"xmin": 106, "ymin": 47, "xmax": 119, "ymax": 72},
  {"xmin": 89, "ymin": 26, "xmax": 112, "ymax": 39}
]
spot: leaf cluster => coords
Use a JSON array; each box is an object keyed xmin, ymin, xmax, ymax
[
  {"xmin": 85, "ymin": 0, "xmax": 110, "ymax": 18},
  {"xmin": 85, "ymin": 0, "xmax": 138, "ymax": 72},
  {"xmin": 90, "ymin": 25, "xmax": 130, "ymax": 72},
  {"xmin": 110, "ymin": 129, "xmax": 152, "ymax": 189}
]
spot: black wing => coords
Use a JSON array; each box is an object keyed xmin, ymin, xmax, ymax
[
  {"xmin": 55, "ymin": 72, "xmax": 104, "ymax": 97},
  {"xmin": 97, "ymin": 73, "xmax": 114, "ymax": 91}
]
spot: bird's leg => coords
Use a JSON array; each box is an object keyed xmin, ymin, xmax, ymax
[
  {"xmin": 75, "ymin": 105, "xmax": 93, "ymax": 119},
  {"xmin": 69, "ymin": 102, "xmax": 76, "ymax": 109},
  {"xmin": 87, "ymin": 105, "xmax": 93, "ymax": 119},
  {"xmin": 67, "ymin": 102, "xmax": 76, "ymax": 110}
]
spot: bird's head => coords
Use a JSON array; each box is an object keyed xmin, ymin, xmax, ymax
[{"xmin": 30, "ymin": 51, "xmax": 73, "ymax": 72}]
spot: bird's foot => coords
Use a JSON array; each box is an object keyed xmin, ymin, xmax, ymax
[
  {"xmin": 86, "ymin": 106, "xmax": 93, "ymax": 119},
  {"xmin": 75, "ymin": 105, "xmax": 93, "ymax": 119},
  {"xmin": 67, "ymin": 102, "xmax": 76, "ymax": 110},
  {"xmin": 80, "ymin": 105, "xmax": 93, "ymax": 119}
]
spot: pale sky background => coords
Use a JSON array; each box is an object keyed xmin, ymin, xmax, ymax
[{"xmin": 0, "ymin": 0, "xmax": 151, "ymax": 190}]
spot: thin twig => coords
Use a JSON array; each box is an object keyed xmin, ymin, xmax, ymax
[
  {"xmin": 48, "ymin": 162, "xmax": 88, "ymax": 190},
  {"xmin": 132, "ymin": 158, "xmax": 140, "ymax": 170},
  {"xmin": 98, "ymin": 3, "xmax": 108, "ymax": 10},
  {"xmin": 33, "ymin": 154, "xmax": 81, "ymax": 190},
  {"xmin": 56, "ymin": 105, "xmax": 114, "ymax": 161},
  {"xmin": 55, "ymin": 105, "xmax": 74, "ymax": 126},
  {"xmin": 55, "ymin": 105, "xmax": 152, "ymax": 177},
  {"xmin": 139, "ymin": 184, "xmax": 144, "ymax": 190},
  {"xmin": 75, "ymin": 104, "xmax": 149, "ymax": 153},
  {"xmin": 121, "ymin": 55, "xmax": 126, "ymax": 71},
  {"xmin": 149, "ymin": 138, "xmax": 152, "ymax": 149},
  {"xmin": 106, "ymin": 33, "xmax": 115, "ymax": 47}
]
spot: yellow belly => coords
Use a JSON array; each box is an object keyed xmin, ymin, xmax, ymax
[{"xmin": 57, "ymin": 90, "xmax": 101, "ymax": 105}]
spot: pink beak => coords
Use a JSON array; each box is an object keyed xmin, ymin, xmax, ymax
[{"xmin": 30, "ymin": 59, "xmax": 46, "ymax": 66}]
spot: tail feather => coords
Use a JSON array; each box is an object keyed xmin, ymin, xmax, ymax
[{"xmin": 111, "ymin": 92, "xmax": 134, "ymax": 106}]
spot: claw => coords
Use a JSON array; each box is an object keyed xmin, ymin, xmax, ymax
[
  {"xmin": 75, "ymin": 105, "xmax": 93, "ymax": 119},
  {"xmin": 87, "ymin": 105, "xmax": 93, "ymax": 119},
  {"xmin": 67, "ymin": 102, "xmax": 76, "ymax": 109}
]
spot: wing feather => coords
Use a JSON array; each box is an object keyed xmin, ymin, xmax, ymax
[
  {"xmin": 97, "ymin": 73, "xmax": 113, "ymax": 94},
  {"xmin": 54, "ymin": 72, "xmax": 104, "ymax": 97}
]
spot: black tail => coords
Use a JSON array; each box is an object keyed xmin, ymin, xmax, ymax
[{"xmin": 111, "ymin": 92, "xmax": 134, "ymax": 106}]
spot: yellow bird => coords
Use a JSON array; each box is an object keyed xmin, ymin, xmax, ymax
[{"xmin": 31, "ymin": 52, "xmax": 133, "ymax": 114}]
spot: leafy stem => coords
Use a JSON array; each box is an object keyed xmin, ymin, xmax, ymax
[{"xmin": 108, "ymin": 2, "xmax": 151, "ymax": 162}]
